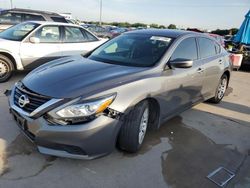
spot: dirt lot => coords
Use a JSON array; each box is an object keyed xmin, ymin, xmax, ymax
[{"xmin": 0, "ymin": 71, "xmax": 250, "ymax": 188}]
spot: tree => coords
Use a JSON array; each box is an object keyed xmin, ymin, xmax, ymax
[
  {"xmin": 211, "ymin": 28, "xmax": 239, "ymax": 36},
  {"xmin": 131, "ymin": 22, "xmax": 147, "ymax": 28},
  {"xmin": 149, "ymin": 23, "xmax": 159, "ymax": 28},
  {"xmin": 159, "ymin": 25, "xmax": 166, "ymax": 29},
  {"xmin": 230, "ymin": 28, "xmax": 238, "ymax": 35},
  {"xmin": 168, "ymin": 24, "xmax": 177, "ymax": 29}
]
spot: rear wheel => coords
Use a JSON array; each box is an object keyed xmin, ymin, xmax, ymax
[
  {"xmin": 208, "ymin": 74, "xmax": 228, "ymax": 103},
  {"xmin": 118, "ymin": 100, "xmax": 149, "ymax": 153},
  {"xmin": 0, "ymin": 55, "xmax": 14, "ymax": 83}
]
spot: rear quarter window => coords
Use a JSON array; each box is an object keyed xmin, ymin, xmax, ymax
[
  {"xmin": 81, "ymin": 29, "xmax": 98, "ymax": 41},
  {"xmin": 215, "ymin": 42, "xmax": 221, "ymax": 54},
  {"xmin": 23, "ymin": 14, "xmax": 45, "ymax": 21},
  {"xmin": 50, "ymin": 16, "xmax": 67, "ymax": 23}
]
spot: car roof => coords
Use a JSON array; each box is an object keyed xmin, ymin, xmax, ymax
[
  {"xmin": 2, "ymin": 8, "xmax": 62, "ymax": 17},
  {"xmin": 25, "ymin": 21, "xmax": 81, "ymax": 27},
  {"xmin": 126, "ymin": 29, "xmax": 197, "ymax": 38}
]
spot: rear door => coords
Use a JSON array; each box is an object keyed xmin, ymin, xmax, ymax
[
  {"xmin": 161, "ymin": 37, "xmax": 204, "ymax": 118},
  {"xmin": 60, "ymin": 26, "xmax": 105, "ymax": 56},
  {"xmin": 197, "ymin": 37, "xmax": 223, "ymax": 98},
  {"xmin": 19, "ymin": 25, "xmax": 62, "ymax": 69}
]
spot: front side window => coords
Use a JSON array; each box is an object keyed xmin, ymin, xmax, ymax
[
  {"xmin": 171, "ymin": 38, "xmax": 198, "ymax": 61},
  {"xmin": 89, "ymin": 34, "xmax": 173, "ymax": 67},
  {"xmin": 35, "ymin": 26, "xmax": 60, "ymax": 43},
  {"xmin": 64, "ymin": 26, "xmax": 87, "ymax": 42},
  {"xmin": 0, "ymin": 22, "xmax": 39, "ymax": 41},
  {"xmin": 0, "ymin": 12, "xmax": 22, "ymax": 24},
  {"xmin": 198, "ymin": 38, "xmax": 217, "ymax": 58}
]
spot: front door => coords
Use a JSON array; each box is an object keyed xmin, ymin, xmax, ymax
[
  {"xmin": 160, "ymin": 37, "xmax": 204, "ymax": 118},
  {"xmin": 20, "ymin": 25, "xmax": 62, "ymax": 70}
]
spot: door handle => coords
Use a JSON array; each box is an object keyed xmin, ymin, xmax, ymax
[
  {"xmin": 219, "ymin": 59, "xmax": 223, "ymax": 64},
  {"xmin": 197, "ymin": 68, "xmax": 204, "ymax": 73}
]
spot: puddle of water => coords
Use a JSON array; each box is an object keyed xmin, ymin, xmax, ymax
[
  {"xmin": 124, "ymin": 115, "xmax": 246, "ymax": 187},
  {"xmin": 1, "ymin": 134, "xmax": 57, "ymax": 179},
  {"xmin": 6, "ymin": 134, "xmax": 36, "ymax": 157},
  {"xmin": 160, "ymin": 116, "xmax": 244, "ymax": 188}
]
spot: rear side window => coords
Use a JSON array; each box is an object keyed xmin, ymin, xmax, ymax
[
  {"xmin": 50, "ymin": 17, "xmax": 67, "ymax": 23},
  {"xmin": 0, "ymin": 12, "xmax": 22, "ymax": 23},
  {"xmin": 64, "ymin": 26, "xmax": 88, "ymax": 42},
  {"xmin": 35, "ymin": 26, "xmax": 60, "ymax": 43},
  {"xmin": 171, "ymin": 38, "xmax": 198, "ymax": 61},
  {"xmin": 198, "ymin": 38, "xmax": 217, "ymax": 58},
  {"xmin": 24, "ymin": 14, "xmax": 45, "ymax": 21}
]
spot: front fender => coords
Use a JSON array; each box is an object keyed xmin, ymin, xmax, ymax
[
  {"xmin": 89, "ymin": 77, "xmax": 164, "ymax": 114},
  {"xmin": 0, "ymin": 49, "xmax": 23, "ymax": 70}
]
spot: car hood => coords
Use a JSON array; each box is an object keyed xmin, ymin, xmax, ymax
[
  {"xmin": 0, "ymin": 38, "xmax": 20, "ymax": 50},
  {"xmin": 22, "ymin": 55, "xmax": 149, "ymax": 99}
]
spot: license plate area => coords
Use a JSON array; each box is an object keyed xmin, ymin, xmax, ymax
[{"xmin": 11, "ymin": 109, "xmax": 28, "ymax": 131}]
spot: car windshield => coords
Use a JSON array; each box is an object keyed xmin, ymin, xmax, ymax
[
  {"xmin": 89, "ymin": 34, "xmax": 173, "ymax": 67},
  {"xmin": 0, "ymin": 22, "xmax": 39, "ymax": 41}
]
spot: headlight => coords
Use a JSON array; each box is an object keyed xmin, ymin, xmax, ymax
[{"xmin": 56, "ymin": 94, "xmax": 116, "ymax": 118}]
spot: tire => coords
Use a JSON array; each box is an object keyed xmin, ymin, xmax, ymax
[
  {"xmin": 0, "ymin": 55, "xmax": 14, "ymax": 83},
  {"xmin": 118, "ymin": 100, "xmax": 149, "ymax": 153},
  {"xmin": 208, "ymin": 74, "xmax": 228, "ymax": 103}
]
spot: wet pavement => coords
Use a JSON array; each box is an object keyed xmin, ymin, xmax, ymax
[{"xmin": 0, "ymin": 71, "xmax": 250, "ymax": 188}]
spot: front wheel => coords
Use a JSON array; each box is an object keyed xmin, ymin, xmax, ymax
[
  {"xmin": 118, "ymin": 101, "xmax": 149, "ymax": 153},
  {"xmin": 208, "ymin": 74, "xmax": 228, "ymax": 103},
  {"xmin": 0, "ymin": 55, "xmax": 14, "ymax": 83}
]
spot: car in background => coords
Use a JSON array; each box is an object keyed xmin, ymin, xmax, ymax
[
  {"xmin": 208, "ymin": 33, "xmax": 225, "ymax": 48},
  {"xmin": 0, "ymin": 21, "xmax": 107, "ymax": 82},
  {"xmin": 85, "ymin": 25, "xmax": 113, "ymax": 39},
  {"xmin": 0, "ymin": 8, "xmax": 68, "ymax": 32},
  {"xmin": 224, "ymin": 35, "xmax": 234, "ymax": 50},
  {"xmin": 8, "ymin": 29, "xmax": 231, "ymax": 159},
  {"xmin": 224, "ymin": 35, "xmax": 233, "ymax": 42},
  {"xmin": 110, "ymin": 27, "xmax": 129, "ymax": 38}
]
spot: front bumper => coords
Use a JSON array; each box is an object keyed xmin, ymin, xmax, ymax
[
  {"xmin": 9, "ymin": 87, "xmax": 121, "ymax": 159},
  {"xmin": 10, "ymin": 109, "xmax": 120, "ymax": 159}
]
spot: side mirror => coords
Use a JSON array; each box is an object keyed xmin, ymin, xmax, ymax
[
  {"xmin": 169, "ymin": 59, "xmax": 193, "ymax": 69},
  {"xmin": 29, "ymin": 37, "xmax": 40, "ymax": 44}
]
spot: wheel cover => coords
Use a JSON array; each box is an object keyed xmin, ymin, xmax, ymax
[
  {"xmin": 138, "ymin": 107, "xmax": 149, "ymax": 145},
  {"xmin": 0, "ymin": 60, "xmax": 9, "ymax": 78},
  {"xmin": 217, "ymin": 78, "xmax": 227, "ymax": 100}
]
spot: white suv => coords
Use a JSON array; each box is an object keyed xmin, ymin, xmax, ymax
[{"xmin": 0, "ymin": 21, "xmax": 107, "ymax": 82}]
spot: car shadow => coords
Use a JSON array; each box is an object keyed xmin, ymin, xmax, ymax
[{"xmin": 214, "ymin": 101, "xmax": 250, "ymax": 115}]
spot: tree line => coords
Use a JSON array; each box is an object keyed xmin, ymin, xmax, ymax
[{"xmin": 83, "ymin": 20, "xmax": 238, "ymax": 35}]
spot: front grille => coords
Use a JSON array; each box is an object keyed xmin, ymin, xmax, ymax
[{"xmin": 14, "ymin": 84, "xmax": 51, "ymax": 113}]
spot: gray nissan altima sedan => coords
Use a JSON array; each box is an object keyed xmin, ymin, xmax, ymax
[{"xmin": 8, "ymin": 29, "xmax": 232, "ymax": 159}]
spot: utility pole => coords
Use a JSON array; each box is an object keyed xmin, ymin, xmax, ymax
[
  {"xmin": 10, "ymin": 0, "xmax": 13, "ymax": 8},
  {"xmin": 99, "ymin": 0, "xmax": 102, "ymax": 26}
]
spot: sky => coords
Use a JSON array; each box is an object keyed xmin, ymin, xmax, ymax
[{"xmin": 0, "ymin": 0, "xmax": 249, "ymax": 30}]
